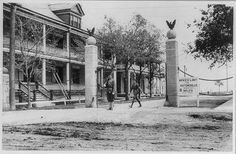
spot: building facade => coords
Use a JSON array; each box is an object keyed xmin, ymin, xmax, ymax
[{"xmin": 3, "ymin": 2, "xmax": 165, "ymax": 104}]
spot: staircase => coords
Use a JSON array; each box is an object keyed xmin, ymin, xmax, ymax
[
  {"xmin": 35, "ymin": 81, "xmax": 53, "ymax": 101},
  {"xmin": 35, "ymin": 91, "xmax": 48, "ymax": 101},
  {"xmin": 17, "ymin": 81, "xmax": 53, "ymax": 103},
  {"xmin": 17, "ymin": 82, "xmax": 34, "ymax": 103},
  {"xmin": 17, "ymin": 89, "xmax": 34, "ymax": 102}
]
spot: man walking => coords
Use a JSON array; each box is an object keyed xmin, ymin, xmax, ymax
[
  {"xmin": 130, "ymin": 81, "xmax": 143, "ymax": 108},
  {"xmin": 105, "ymin": 75, "xmax": 115, "ymax": 110}
]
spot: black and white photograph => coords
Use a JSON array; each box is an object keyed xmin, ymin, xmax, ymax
[{"xmin": 1, "ymin": 0, "xmax": 235, "ymax": 152}]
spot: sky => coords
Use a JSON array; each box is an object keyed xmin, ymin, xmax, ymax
[
  {"xmin": 78, "ymin": 1, "xmax": 235, "ymax": 92},
  {"xmin": 4, "ymin": 0, "xmax": 234, "ymax": 92}
]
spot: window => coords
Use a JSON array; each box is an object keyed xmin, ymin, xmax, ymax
[
  {"xmin": 70, "ymin": 15, "xmax": 81, "ymax": 29},
  {"xmin": 70, "ymin": 15, "xmax": 73, "ymax": 25},
  {"xmin": 73, "ymin": 16, "xmax": 77, "ymax": 27},
  {"xmin": 72, "ymin": 68, "xmax": 80, "ymax": 84},
  {"xmin": 77, "ymin": 18, "xmax": 81, "ymax": 28},
  {"xmin": 3, "ymin": 10, "xmax": 11, "ymax": 36}
]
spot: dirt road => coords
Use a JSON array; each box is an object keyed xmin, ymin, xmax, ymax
[
  {"xmin": 3, "ymin": 112, "xmax": 232, "ymax": 151},
  {"xmin": 2, "ymin": 97, "xmax": 233, "ymax": 151}
]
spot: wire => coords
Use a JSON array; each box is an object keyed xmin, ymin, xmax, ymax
[{"xmin": 178, "ymin": 67, "xmax": 234, "ymax": 81}]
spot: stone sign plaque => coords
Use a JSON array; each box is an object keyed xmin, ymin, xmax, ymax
[{"xmin": 179, "ymin": 77, "xmax": 199, "ymax": 96}]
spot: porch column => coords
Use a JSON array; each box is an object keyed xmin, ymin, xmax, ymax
[
  {"xmin": 113, "ymin": 69, "xmax": 117, "ymax": 97},
  {"xmin": 100, "ymin": 45, "xmax": 104, "ymax": 86},
  {"xmin": 101, "ymin": 68, "xmax": 104, "ymax": 87},
  {"xmin": 113, "ymin": 55, "xmax": 117, "ymax": 97},
  {"xmin": 128, "ymin": 70, "xmax": 131, "ymax": 93},
  {"xmin": 66, "ymin": 63, "xmax": 70, "ymax": 90},
  {"xmin": 100, "ymin": 45, "xmax": 104, "ymax": 97},
  {"xmin": 42, "ymin": 24, "xmax": 46, "ymax": 85},
  {"xmin": 101, "ymin": 68, "xmax": 104, "ymax": 97},
  {"xmin": 97, "ymin": 69, "xmax": 100, "ymax": 85},
  {"xmin": 66, "ymin": 31, "xmax": 70, "ymax": 91}
]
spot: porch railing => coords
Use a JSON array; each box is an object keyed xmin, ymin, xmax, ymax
[
  {"xmin": 18, "ymin": 81, "xmax": 34, "ymax": 102},
  {"xmin": 3, "ymin": 36, "xmax": 85, "ymax": 62},
  {"xmin": 18, "ymin": 81, "xmax": 53, "ymax": 102},
  {"xmin": 35, "ymin": 81, "xmax": 53, "ymax": 100},
  {"xmin": 53, "ymin": 71, "xmax": 70, "ymax": 100}
]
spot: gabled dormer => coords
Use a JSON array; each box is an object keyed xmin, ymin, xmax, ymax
[{"xmin": 49, "ymin": 3, "xmax": 85, "ymax": 29}]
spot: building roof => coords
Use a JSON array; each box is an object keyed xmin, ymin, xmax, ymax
[
  {"xmin": 48, "ymin": 3, "xmax": 75, "ymax": 11},
  {"xmin": 4, "ymin": 3, "xmax": 89, "ymax": 38},
  {"xmin": 49, "ymin": 3, "xmax": 85, "ymax": 16},
  {"xmin": 20, "ymin": 3, "xmax": 85, "ymax": 23},
  {"xmin": 20, "ymin": 3, "xmax": 64, "ymax": 22}
]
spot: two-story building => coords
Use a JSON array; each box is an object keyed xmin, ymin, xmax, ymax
[
  {"xmin": 3, "ymin": 3, "xmax": 106, "ymax": 102},
  {"xmin": 3, "ymin": 2, "xmax": 165, "ymax": 106}
]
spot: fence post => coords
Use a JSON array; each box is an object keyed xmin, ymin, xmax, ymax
[
  {"xmin": 50, "ymin": 90, "xmax": 53, "ymax": 100},
  {"xmin": 19, "ymin": 91, "xmax": 22, "ymax": 103},
  {"xmin": 18, "ymin": 82, "xmax": 22, "ymax": 102},
  {"xmin": 18, "ymin": 81, "xmax": 21, "ymax": 89},
  {"xmin": 197, "ymin": 78, "xmax": 200, "ymax": 107},
  {"xmin": 33, "ymin": 90, "xmax": 36, "ymax": 101},
  {"xmin": 35, "ymin": 81, "xmax": 39, "ymax": 90}
]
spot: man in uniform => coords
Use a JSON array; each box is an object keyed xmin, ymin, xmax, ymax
[
  {"xmin": 130, "ymin": 81, "xmax": 143, "ymax": 108},
  {"xmin": 105, "ymin": 75, "xmax": 115, "ymax": 110}
]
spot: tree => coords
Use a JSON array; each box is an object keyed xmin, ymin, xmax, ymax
[
  {"xmin": 133, "ymin": 23, "xmax": 164, "ymax": 97},
  {"xmin": 215, "ymin": 80, "xmax": 224, "ymax": 93},
  {"xmin": 14, "ymin": 15, "xmax": 54, "ymax": 108},
  {"xmin": 145, "ymin": 25, "xmax": 164, "ymax": 97},
  {"xmin": 98, "ymin": 14, "xmax": 153, "ymax": 100},
  {"xmin": 186, "ymin": 4, "xmax": 233, "ymax": 68},
  {"xmin": 133, "ymin": 23, "xmax": 163, "ymax": 88},
  {"xmin": 98, "ymin": 14, "xmax": 164, "ymax": 100}
]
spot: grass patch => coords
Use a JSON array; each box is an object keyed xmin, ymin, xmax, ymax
[
  {"xmin": 189, "ymin": 112, "xmax": 232, "ymax": 121},
  {"xmin": 180, "ymin": 96, "xmax": 231, "ymax": 108}
]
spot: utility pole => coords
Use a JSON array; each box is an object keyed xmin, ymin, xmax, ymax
[
  {"xmin": 9, "ymin": 4, "xmax": 17, "ymax": 110},
  {"xmin": 226, "ymin": 62, "xmax": 228, "ymax": 92},
  {"xmin": 69, "ymin": 30, "xmax": 71, "ymax": 99},
  {"xmin": 165, "ymin": 62, "xmax": 168, "ymax": 102},
  {"xmin": 0, "ymin": 3, "xmax": 3, "ymax": 109},
  {"xmin": 158, "ymin": 63, "xmax": 161, "ymax": 95}
]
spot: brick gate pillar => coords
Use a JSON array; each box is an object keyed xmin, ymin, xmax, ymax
[
  {"xmin": 85, "ymin": 36, "xmax": 98, "ymax": 108},
  {"xmin": 164, "ymin": 26, "xmax": 179, "ymax": 107}
]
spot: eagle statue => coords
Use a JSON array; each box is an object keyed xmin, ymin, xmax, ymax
[
  {"xmin": 166, "ymin": 20, "xmax": 176, "ymax": 30},
  {"xmin": 87, "ymin": 27, "xmax": 95, "ymax": 36}
]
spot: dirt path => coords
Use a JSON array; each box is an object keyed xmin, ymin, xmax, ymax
[
  {"xmin": 2, "ymin": 112, "xmax": 232, "ymax": 151},
  {"xmin": 2, "ymin": 98, "xmax": 228, "ymax": 126}
]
